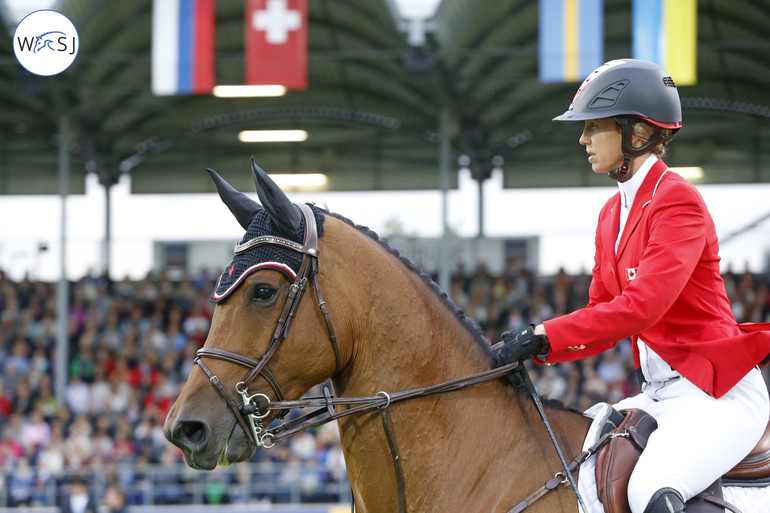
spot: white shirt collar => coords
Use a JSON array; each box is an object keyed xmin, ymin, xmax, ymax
[{"xmin": 615, "ymin": 154, "xmax": 659, "ymax": 253}]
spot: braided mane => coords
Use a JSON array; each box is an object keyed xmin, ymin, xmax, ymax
[
  {"xmin": 323, "ymin": 209, "xmax": 494, "ymax": 361},
  {"xmin": 322, "ymin": 208, "xmax": 577, "ymax": 412}
]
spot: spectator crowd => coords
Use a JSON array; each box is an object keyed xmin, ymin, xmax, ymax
[{"xmin": 1, "ymin": 258, "xmax": 769, "ymax": 508}]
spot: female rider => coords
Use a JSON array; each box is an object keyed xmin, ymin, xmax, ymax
[{"xmin": 496, "ymin": 59, "xmax": 770, "ymax": 513}]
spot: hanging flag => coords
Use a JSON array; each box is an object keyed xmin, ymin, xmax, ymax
[
  {"xmin": 632, "ymin": 0, "xmax": 697, "ymax": 85},
  {"xmin": 539, "ymin": 0, "xmax": 604, "ymax": 83},
  {"xmin": 245, "ymin": 0, "xmax": 307, "ymax": 90},
  {"xmin": 152, "ymin": 0, "xmax": 215, "ymax": 96}
]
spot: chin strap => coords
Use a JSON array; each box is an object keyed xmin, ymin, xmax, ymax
[
  {"xmin": 608, "ymin": 117, "xmax": 677, "ymax": 181},
  {"xmin": 608, "ymin": 154, "xmax": 632, "ymax": 181}
]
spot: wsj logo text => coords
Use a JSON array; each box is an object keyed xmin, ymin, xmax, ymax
[{"xmin": 17, "ymin": 31, "xmax": 77, "ymax": 55}]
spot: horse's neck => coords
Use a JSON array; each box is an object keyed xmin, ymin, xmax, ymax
[
  {"xmin": 336, "ymin": 250, "xmax": 491, "ymax": 396},
  {"xmin": 329, "ymin": 235, "xmax": 591, "ymax": 512}
]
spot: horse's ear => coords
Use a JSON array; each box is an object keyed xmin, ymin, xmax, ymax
[
  {"xmin": 207, "ymin": 168, "xmax": 262, "ymax": 230},
  {"xmin": 251, "ymin": 157, "xmax": 302, "ymax": 234}
]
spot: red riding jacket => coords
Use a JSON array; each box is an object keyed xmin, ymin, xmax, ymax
[{"xmin": 542, "ymin": 159, "xmax": 770, "ymax": 398}]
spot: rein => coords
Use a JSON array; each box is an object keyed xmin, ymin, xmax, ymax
[
  {"xmin": 258, "ymin": 362, "xmax": 523, "ymax": 445},
  {"xmin": 194, "ymin": 202, "xmax": 587, "ymax": 512}
]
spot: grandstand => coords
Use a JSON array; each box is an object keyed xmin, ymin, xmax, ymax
[{"xmin": 1, "ymin": 265, "xmax": 768, "ymax": 509}]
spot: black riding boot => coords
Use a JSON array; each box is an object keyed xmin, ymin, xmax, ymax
[{"xmin": 642, "ymin": 487, "xmax": 685, "ymax": 513}]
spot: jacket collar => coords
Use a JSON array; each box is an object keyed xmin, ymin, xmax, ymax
[
  {"xmin": 615, "ymin": 158, "xmax": 669, "ymax": 260},
  {"xmin": 599, "ymin": 159, "xmax": 669, "ymax": 293}
]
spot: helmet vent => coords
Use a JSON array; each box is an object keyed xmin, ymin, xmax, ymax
[{"xmin": 587, "ymin": 79, "xmax": 629, "ymax": 110}]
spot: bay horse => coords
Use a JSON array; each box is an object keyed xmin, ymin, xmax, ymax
[{"xmin": 164, "ymin": 159, "xmax": 592, "ymax": 512}]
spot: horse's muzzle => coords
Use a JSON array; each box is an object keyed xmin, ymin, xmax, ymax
[{"xmin": 164, "ymin": 406, "xmax": 256, "ymax": 469}]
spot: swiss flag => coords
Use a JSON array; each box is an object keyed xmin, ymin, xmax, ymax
[{"xmin": 245, "ymin": 0, "xmax": 307, "ymax": 90}]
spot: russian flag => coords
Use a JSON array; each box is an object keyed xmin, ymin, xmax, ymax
[
  {"xmin": 539, "ymin": 0, "xmax": 604, "ymax": 83},
  {"xmin": 152, "ymin": 0, "xmax": 215, "ymax": 95},
  {"xmin": 632, "ymin": 0, "xmax": 697, "ymax": 85}
]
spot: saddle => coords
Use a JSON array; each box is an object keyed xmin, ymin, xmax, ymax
[{"xmin": 595, "ymin": 408, "xmax": 770, "ymax": 513}]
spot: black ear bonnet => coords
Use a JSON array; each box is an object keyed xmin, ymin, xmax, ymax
[
  {"xmin": 210, "ymin": 203, "xmax": 325, "ymax": 303},
  {"xmin": 207, "ymin": 161, "xmax": 325, "ymax": 303}
]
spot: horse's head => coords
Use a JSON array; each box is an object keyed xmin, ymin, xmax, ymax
[{"xmin": 163, "ymin": 159, "xmax": 342, "ymax": 469}]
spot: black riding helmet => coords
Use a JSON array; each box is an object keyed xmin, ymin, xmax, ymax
[{"xmin": 553, "ymin": 59, "xmax": 682, "ymax": 178}]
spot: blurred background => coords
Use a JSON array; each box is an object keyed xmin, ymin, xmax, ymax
[{"xmin": 0, "ymin": 0, "xmax": 769, "ymax": 512}]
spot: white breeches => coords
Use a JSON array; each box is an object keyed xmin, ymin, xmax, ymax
[{"xmin": 613, "ymin": 367, "xmax": 769, "ymax": 513}]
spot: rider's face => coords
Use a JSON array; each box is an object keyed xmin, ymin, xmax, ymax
[{"xmin": 579, "ymin": 118, "xmax": 623, "ymax": 175}]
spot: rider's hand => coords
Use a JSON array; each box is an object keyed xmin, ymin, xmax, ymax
[{"xmin": 495, "ymin": 324, "xmax": 548, "ymax": 367}]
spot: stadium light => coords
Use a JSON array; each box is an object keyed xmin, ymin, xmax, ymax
[
  {"xmin": 238, "ymin": 130, "xmax": 308, "ymax": 143},
  {"xmin": 671, "ymin": 166, "xmax": 704, "ymax": 180},
  {"xmin": 213, "ymin": 85, "xmax": 286, "ymax": 97},
  {"xmin": 269, "ymin": 173, "xmax": 327, "ymax": 188}
]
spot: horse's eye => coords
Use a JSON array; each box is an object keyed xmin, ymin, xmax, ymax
[{"xmin": 250, "ymin": 286, "xmax": 276, "ymax": 303}]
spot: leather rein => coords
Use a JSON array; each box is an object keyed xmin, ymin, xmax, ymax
[{"xmin": 193, "ymin": 203, "xmax": 581, "ymax": 513}]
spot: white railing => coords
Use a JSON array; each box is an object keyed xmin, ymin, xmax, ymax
[{"xmin": 0, "ymin": 461, "xmax": 351, "ymax": 508}]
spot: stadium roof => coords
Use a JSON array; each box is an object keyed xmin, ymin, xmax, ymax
[{"xmin": 1, "ymin": 0, "xmax": 770, "ymax": 195}]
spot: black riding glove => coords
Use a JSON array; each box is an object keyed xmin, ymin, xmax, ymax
[{"xmin": 495, "ymin": 324, "xmax": 548, "ymax": 367}]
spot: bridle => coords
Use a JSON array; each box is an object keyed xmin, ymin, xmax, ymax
[
  {"xmin": 190, "ymin": 202, "xmax": 587, "ymax": 513},
  {"xmin": 193, "ymin": 202, "xmax": 340, "ymax": 448}
]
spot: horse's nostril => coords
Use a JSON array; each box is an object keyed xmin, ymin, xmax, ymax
[{"xmin": 175, "ymin": 420, "xmax": 208, "ymax": 448}]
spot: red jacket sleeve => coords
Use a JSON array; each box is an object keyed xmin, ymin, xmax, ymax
[{"xmin": 542, "ymin": 181, "xmax": 706, "ymax": 363}]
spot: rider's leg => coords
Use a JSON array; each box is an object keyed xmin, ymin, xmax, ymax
[{"xmin": 616, "ymin": 368, "xmax": 768, "ymax": 513}]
